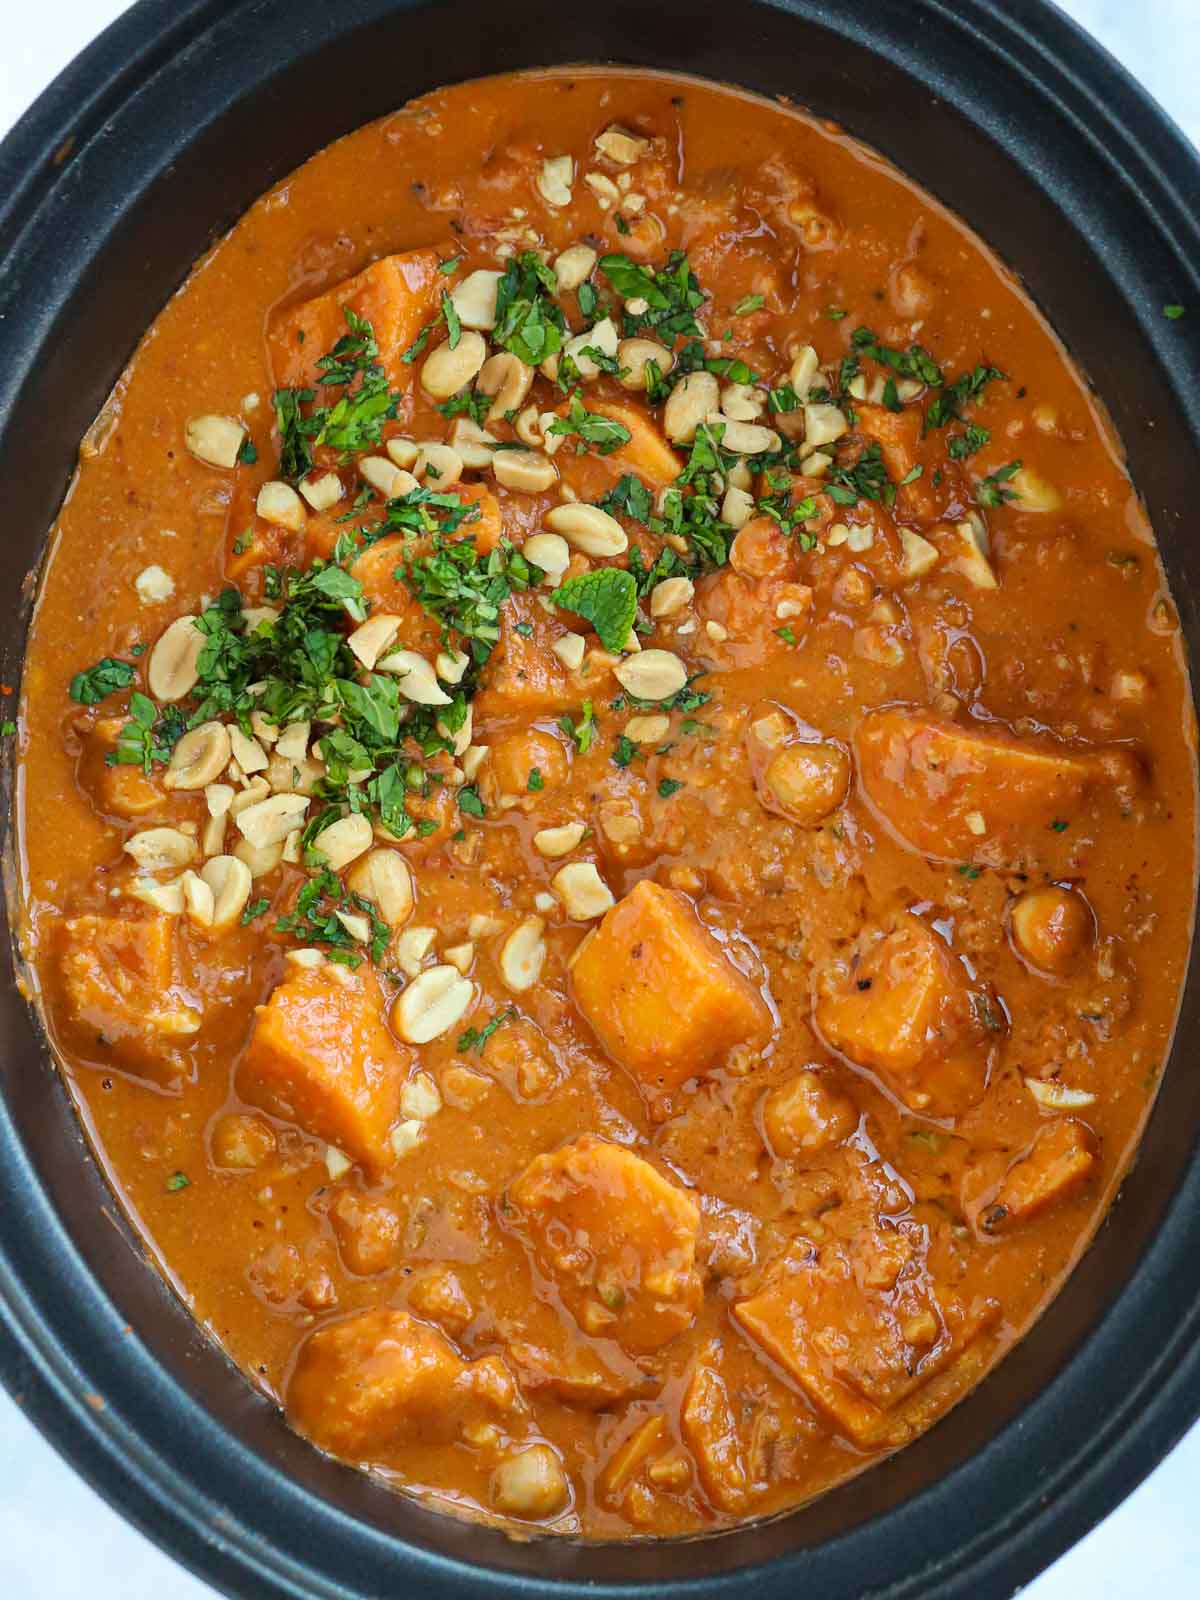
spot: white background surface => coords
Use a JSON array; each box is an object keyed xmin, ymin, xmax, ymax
[{"xmin": 1, "ymin": 2, "xmax": 1198, "ymax": 1596}]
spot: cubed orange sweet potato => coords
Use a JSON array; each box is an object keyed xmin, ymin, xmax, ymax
[
  {"xmin": 57, "ymin": 914, "xmax": 200, "ymax": 1078},
  {"xmin": 855, "ymin": 404, "xmax": 940, "ymax": 521},
  {"xmin": 734, "ymin": 1238, "xmax": 989, "ymax": 1446},
  {"xmin": 680, "ymin": 1348, "xmax": 751, "ymax": 1513},
  {"xmin": 814, "ymin": 913, "xmax": 996, "ymax": 1118},
  {"xmin": 288, "ymin": 1308, "xmax": 520, "ymax": 1461},
  {"xmin": 506, "ymin": 1134, "xmax": 702, "ymax": 1354},
  {"xmin": 979, "ymin": 1119, "xmax": 1098, "ymax": 1234},
  {"xmin": 268, "ymin": 248, "xmax": 445, "ymax": 391},
  {"xmin": 79, "ymin": 719, "xmax": 164, "ymax": 819},
  {"xmin": 570, "ymin": 880, "xmax": 772, "ymax": 1108},
  {"xmin": 474, "ymin": 593, "xmax": 578, "ymax": 717},
  {"xmin": 855, "ymin": 707, "xmax": 1092, "ymax": 866},
  {"xmin": 554, "ymin": 399, "xmax": 682, "ymax": 502},
  {"xmin": 452, "ymin": 481, "xmax": 503, "ymax": 553},
  {"xmin": 239, "ymin": 961, "xmax": 409, "ymax": 1172}
]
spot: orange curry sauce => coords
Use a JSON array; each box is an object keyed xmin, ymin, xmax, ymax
[{"xmin": 14, "ymin": 69, "xmax": 1196, "ymax": 1536}]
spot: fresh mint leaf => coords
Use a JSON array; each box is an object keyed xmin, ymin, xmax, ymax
[{"xmin": 553, "ymin": 568, "xmax": 637, "ymax": 652}]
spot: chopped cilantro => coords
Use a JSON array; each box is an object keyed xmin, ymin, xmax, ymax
[
  {"xmin": 492, "ymin": 250, "xmax": 567, "ymax": 366},
  {"xmin": 977, "ymin": 460, "xmax": 1022, "ymax": 508},
  {"xmin": 69, "ymin": 656, "xmax": 137, "ymax": 705},
  {"xmin": 458, "ymin": 1007, "xmax": 516, "ymax": 1053},
  {"xmin": 273, "ymin": 309, "xmax": 400, "ymax": 478},
  {"xmin": 657, "ymin": 777, "xmax": 684, "ymax": 798},
  {"xmin": 596, "ymin": 473, "xmax": 653, "ymax": 524},
  {"xmin": 598, "ymin": 251, "xmax": 706, "ymax": 341},
  {"xmin": 612, "ymin": 735, "xmax": 637, "ymax": 768},
  {"xmin": 948, "ymin": 423, "xmax": 991, "ymax": 460},
  {"xmin": 559, "ymin": 701, "xmax": 597, "ymax": 754},
  {"xmin": 924, "ymin": 363, "xmax": 1006, "ymax": 433},
  {"xmin": 547, "ymin": 394, "xmax": 632, "ymax": 456},
  {"xmin": 165, "ymin": 1172, "xmax": 190, "ymax": 1192},
  {"xmin": 237, "ymin": 437, "xmax": 258, "ymax": 466},
  {"xmin": 527, "ymin": 767, "xmax": 544, "ymax": 792},
  {"xmin": 732, "ymin": 293, "xmax": 765, "ymax": 316},
  {"xmin": 457, "ymin": 787, "xmax": 487, "ymax": 818},
  {"xmin": 241, "ymin": 898, "xmax": 270, "ymax": 924},
  {"xmin": 851, "ymin": 326, "xmax": 943, "ymax": 387}
]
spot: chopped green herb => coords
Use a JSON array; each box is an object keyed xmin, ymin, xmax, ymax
[
  {"xmin": 440, "ymin": 289, "xmax": 462, "ymax": 350},
  {"xmin": 612, "ymin": 734, "xmax": 637, "ymax": 768},
  {"xmin": 1050, "ymin": 818, "xmax": 1069, "ymax": 833},
  {"xmin": 1164, "ymin": 304, "xmax": 1186, "ymax": 320},
  {"xmin": 273, "ymin": 310, "xmax": 400, "ymax": 477},
  {"xmin": 924, "ymin": 363, "xmax": 1006, "ymax": 433},
  {"xmin": 559, "ymin": 701, "xmax": 596, "ymax": 754},
  {"xmin": 165, "ymin": 1172, "xmax": 190, "ymax": 1192},
  {"xmin": 69, "ymin": 656, "xmax": 137, "ymax": 705},
  {"xmin": 947, "ymin": 423, "xmax": 991, "ymax": 460},
  {"xmin": 527, "ymin": 767, "xmax": 544, "ymax": 792},
  {"xmin": 457, "ymin": 786, "xmax": 486, "ymax": 818},
  {"xmin": 776, "ymin": 626, "xmax": 797, "ymax": 646},
  {"xmin": 657, "ymin": 777, "xmax": 684, "ymax": 798},
  {"xmin": 458, "ymin": 1007, "xmax": 516, "ymax": 1053},
  {"xmin": 438, "ymin": 255, "xmax": 463, "ymax": 275},
  {"xmin": 547, "ymin": 394, "xmax": 632, "ymax": 456},
  {"xmin": 851, "ymin": 326, "xmax": 943, "ymax": 387},
  {"xmin": 553, "ymin": 568, "xmax": 637, "ymax": 652},
  {"xmin": 237, "ymin": 437, "xmax": 258, "ymax": 466},
  {"xmin": 0, "ymin": 721, "xmax": 15, "ymax": 738},
  {"xmin": 826, "ymin": 306, "xmax": 848, "ymax": 320},
  {"xmin": 492, "ymin": 250, "xmax": 567, "ymax": 366},
  {"xmin": 732, "ymin": 293, "xmax": 765, "ymax": 316},
  {"xmin": 241, "ymin": 898, "xmax": 270, "ymax": 924},
  {"xmin": 598, "ymin": 251, "xmax": 705, "ymax": 341},
  {"xmin": 977, "ymin": 460, "xmax": 1022, "ymax": 508},
  {"xmin": 596, "ymin": 473, "xmax": 653, "ymax": 524}
]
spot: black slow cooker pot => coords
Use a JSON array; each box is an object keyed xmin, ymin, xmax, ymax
[{"xmin": 1, "ymin": 1, "xmax": 1198, "ymax": 1595}]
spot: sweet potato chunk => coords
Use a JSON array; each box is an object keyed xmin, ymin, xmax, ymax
[
  {"xmin": 79, "ymin": 719, "xmax": 163, "ymax": 819},
  {"xmin": 570, "ymin": 880, "xmax": 773, "ymax": 1109},
  {"xmin": 268, "ymin": 248, "xmax": 444, "ymax": 390},
  {"xmin": 734, "ymin": 1238, "xmax": 993, "ymax": 1446},
  {"xmin": 980, "ymin": 1119, "xmax": 1099, "ymax": 1234},
  {"xmin": 855, "ymin": 708, "xmax": 1092, "ymax": 865},
  {"xmin": 57, "ymin": 914, "xmax": 200, "ymax": 1078},
  {"xmin": 474, "ymin": 593, "xmax": 579, "ymax": 717},
  {"xmin": 814, "ymin": 914, "xmax": 997, "ymax": 1118},
  {"xmin": 680, "ymin": 1349, "xmax": 751, "ymax": 1512},
  {"xmin": 239, "ymin": 962, "xmax": 408, "ymax": 1173},
  {"xmin": 591, "ymin": 400, "xmax": 681, "ymax": 486},
  {"xmin": 506, "ymin": 1135, "xmax": 702, "ymax": 1354},
  {"xmin": 288, "ymin": 1308, "xmax": 520, "ymax": 1460}
]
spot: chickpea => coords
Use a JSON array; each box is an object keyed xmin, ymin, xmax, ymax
[
  {"xmin": 1009, "ymin": 886, "xmax": 1092, "ymax": 972},
  {"xmin": 488, "ymin": 727, "xmax": 570, "ymax": 800},
  {"xmin": 330, "ymin": 1191, "xmax": 401, "ymax": 1276},
  {"xmin": 761, "ymin": 742, "xmax": 851, "ymax": 826},
  {"xmin": 729, "ymin": 516, "xmax": 792, "ymax": 579},
  {"xmin": 762, "ymin": 1069, "xmax": 857, "ymax": 1157},
  {"xmin": 210, "ymin": 1112, "xmax": 276, "ymax": 1170},
  {"xmin": 492, "ymin": 1443, "xmax": 570, "ymax": 1520}
]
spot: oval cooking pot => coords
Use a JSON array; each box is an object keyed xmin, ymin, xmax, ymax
[{"xmin": 0, "ymin": 2, "xmax": 1198, "ymax": 1597}]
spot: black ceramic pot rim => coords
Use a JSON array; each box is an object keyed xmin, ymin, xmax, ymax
[{"xmin": 1, "ymin": 2, "xmax": 1199, "ymax": 1598}]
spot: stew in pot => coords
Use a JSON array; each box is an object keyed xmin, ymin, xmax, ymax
[{"xmin": 14, "ymin": 67, "xmax": 1196, "ymax": 1536}]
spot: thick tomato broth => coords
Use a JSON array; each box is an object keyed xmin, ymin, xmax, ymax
[{"xmin": 14, "ymin": 69, "xmax": 1195, "ymax": 1537}]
